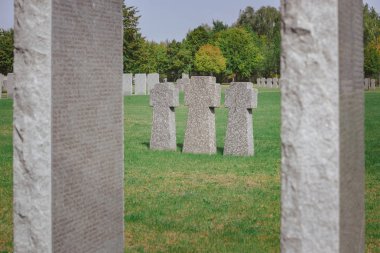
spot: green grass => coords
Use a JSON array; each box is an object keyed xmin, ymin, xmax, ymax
[{"xmin": 0, "ymin": 89, "xmax": 379, "ymax": 252}]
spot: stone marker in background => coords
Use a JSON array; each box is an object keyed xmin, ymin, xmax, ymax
[
  {"xmin": 183, "ymin": 76, "xmax": 221, "ymax": 154},
  {"xmin": 266, "ymin": 78, "xmax": 273, "ymax": 88},
  {"xmin": 0, "ymin": 74, "xmax": 4, "ymax": 99},
  {"xmin": 273, "ymin": 78, "xmax": 279, "ymax": 88},
  {"xmin": 364, "ymin": 78, "xmax": 369, "ymax": 90},
  {"xmin": 224, "ymin": 82, "xmax": 257, "ymax": 156},
  {"xmin": 147, "ymin": 73, "xmax": 160, "ymax": 94},
  {"xmin": 261, "ymin": 78, "xmax": 266, "ymax": 87},
  {"xmin": 176, "ymin": 77, "xmax": 190, "ymax": 92},
  {"xmin": 370, "ymin": 79, "xmax": 376, "ymax": 91},
  {"xmin": 13, "ymin": 0, "xmax": 124, "ymax": 252},
  {"xmin": 281, "ymin": 0, "xmax": 364, "ymax": 252},
  {"xmin": 256, "ymin": 78, "xmax": 261, "ymax": 87},
  {"xmin": 135, "ymin": 73, "xmax": 147, "ymax": 95},
  {"xmin": 6, "ymin": 73, "xmax": 14, "ymax": 98},
  {"xmin": 182, "ymin": 73, "xmax": 190, "ymax": 79},
  {"xmin": 150, "ymin": 83, "xmax": 179, "ymax": 150},
  {"xmin": 123, "ymin": 73, "xmax": 133, "ymax": 96}
]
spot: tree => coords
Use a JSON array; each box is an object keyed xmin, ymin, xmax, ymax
[
  {"xmin": 194, "ymin": 44, "xmax": 226, "ymax": 75},
  {"xmin": 0, "ymin": 29, "xmax": 13, "ymax": 75},
  {"xmin": 216, "ymin": 27, "xmax": 262, "ymax": 80},
  {"xmin": 122, "ymin": 5, "xmax": 146, "ymax": 73}
]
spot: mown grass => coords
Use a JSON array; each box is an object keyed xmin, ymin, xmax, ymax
[{"xmin": 0, "ymin": 89, "xmax": 379, "ymax": 252}]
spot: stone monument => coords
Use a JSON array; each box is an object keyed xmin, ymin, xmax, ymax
[
  {"xmin": 256, "ymin": 78, "xmax": 261, "ymax": 87},
  {"xmin": 261, "ymin": 78, "xmax": 266, "ymax": 87},
  {"xmin": 176, "ymin": 77, "xmax": 190, "ymax": 92},
  {"xmin": 224, "ymin": 82, "xmax": 258, "ymax": 156},
  {"xmin": 147, "ymin": 73, "xmax": 160, "ymax": 94},
  {"xmin": 182, "ymin": 73, "xmax": 190, "ymax": 79},
  {"xmin": 266, "ymin": 78, "xmax": 273, "ymax": 88},
  {"xmin": 183, "ymin": 76, "xmax": 221, "ymax": 154},
  {"xmin": 13, "ymin": 0, "xmax": 124, "ymax": 252},
  {"xmin": 273, "ymin": 78, "xmax": 279, "ymax": 88},
  {"xmin": 370, "ymin": 79, "xmax": 376, "ymax": 90},
  {"xmin": 135, "ymin": 73, "xmax": 147, "ymax": 95},
  {"xmin": 281, "ymin": 0, "xmax": 364, "ymax": 252},
  {"xmin": 364, "ymin": 78, "xmax": 370, "ymax": 90},
  {"xmin": 123, "ymin": 73, "xmax": 133, "ymax": 96},
  {"xmin": 150, "ymin": 83, "xmax": 179, "ymax": 150}
]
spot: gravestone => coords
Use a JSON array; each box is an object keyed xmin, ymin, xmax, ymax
[
  {"xmin": 147, "ymin": 73, "xmax": 160, "ymax": 94},
  {"xmin": 13, "ymin": 1, "xmax": 124, "ymax": 252},
  {"xmin": 281, "ymin": 0, "xmax": 364, "ymax": 252},
  {"xmin": 183, "ymin": 76, "xmax": 221, "ymax": 154},
  {"xmin": 370, "ymin": 79, "xmax": 376, "ymax": 90},
  {"xmin": 176, "ymin": 77, "xmax": 190, "ymax": 92},
  {"xmin": 267, "ymin": 78, "xmax": 273, "ymax": 88},
  {"xmin": 224, "ymin": 82, "xmax": 258, "ymax": 156},
  {"xmin": 182, "ymin": 73, "xmax": 190, "ymax": 79},
  {"xmin": 261, "ymin": 78, "xmax": 266, "ymax": 87},
  {"xmin": 123, "ymin": 73, "xmax": 133, "ymax": 96},
  {"xmin": 273, "ymin": 78, "xmax": 279, "ymax": 88},
  {"xmin": 6, "ymin": 73, "xmax": 14, "ymax": 98},
  {"xmin": 256, "ymin": 78, "xmax": 261, "ymax": 87},
  {"xmin": 364, "ymin": 78, "xmax": 369, "ymax": 90},
  {"xmin": 150, "ymin": 83, "xmax": 179, "ymax": 150},
  {"xmin": 135, "ymin": 73, "xmax": 147, "ymax": 95}
]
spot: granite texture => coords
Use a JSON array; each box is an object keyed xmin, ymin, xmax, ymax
[
  {"xmin": 14, "ymin": 0, "xmax": 124, "ymax": 252},
  {"xmin": 281, "ymin": 0, "xmax": 365, "ymax": 252},
  {"xmin": 123, "ymin": 73, "xmax": 133, "ymax": 96},
  {"xmin": 6, "ymin": 73, "xmax": 14, "ymax": 98},
  {"xmin": 135, "ymin": 73, "xmax": 147, "ymax": 95},
  {"xmin": 224, "ymin": 82, "xmax": 257, "ymax": 156},
  {"xmin": 14, "ymin": 0, "xmax": 53, "ymax": 251},
  {"xmin": 150, "ymin": 83, "xmax": 179, "ymax": 150},
  {"xmin": 183, "ymin": 76, "xmax": 221, "ymax": 154},
  {"xmin": 147, "ymin": 73, "xmax": 160, "ymax": 95}
]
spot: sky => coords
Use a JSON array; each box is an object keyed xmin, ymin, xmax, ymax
[{"xmin": 1, "ymin": 0, "xmax": 380, "ymax": 42}]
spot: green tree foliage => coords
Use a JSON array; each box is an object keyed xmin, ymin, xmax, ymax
[
  {"xmin": 364, "ymin": 4, "xmax": 380, "ymax": 77},
  {"xmin": 123, "ymin": 5, "xmax": 146, "ymax": 73},
  {"xmin": 215, "ymin": 27, "xmax": 262, "ymax": 80},
  {"xmin": 0, "ymin": 29, "xmax": 13, "ymax": 75},
  {"xmin": 194, "ymin": 44, "xmax": 226, "ymax": 75}
]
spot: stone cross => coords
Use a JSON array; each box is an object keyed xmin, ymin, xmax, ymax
[
  {"xmin": 13, "ymin": 1, "xmax": 124, "ymax": 252},
  {"xmin": 150, "ymin": 83, "xmax": 179, "ymax": 150},
  {"xmin": 123, "ymin": 73, "xmax": 133, "ymax": 96},
  {"xmin": 281, "ymin": 0, "xmax": 364, "ymax": 252},
  {"xmin": 261, "ymin": 78, "xmax": 266, "ymax": 87},
  {"xmin": 183, "ymin": 76, "xmax": 221, "ymax": 154},
  {"xmin": 273, "ymin": 78, "xmax": 279, "ymax": 88},
  {"xmin": 266, "ymin": 78, "xmax": 273, "ymax": 88},
  {"xmin": 364, "ymin": 78, "xmax": 370, "ymax": 90},
  {"xmin": 224, "ymin": 82, "xmax": 258, "ymax": 156},
  {"xmin": 6, "ymin": 73, "xmax": 14, "ymax": 98},
  {"xmin": 147, "ymin": 73, "xmax": 160, "ymax": 94},
  {"xmin": 135, "ymin": 73, "xmax": 147, "ymax": 95},
  {"xmin": 370, "ymin": 79, "xmax": 376, "ymax": 90}
]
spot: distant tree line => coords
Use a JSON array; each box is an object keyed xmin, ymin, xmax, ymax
[{"xmin": 0, "ymin": 4, "xmax": 380, "ymax": 81}]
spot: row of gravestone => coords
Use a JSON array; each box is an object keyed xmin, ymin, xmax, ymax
[
  {"xmin": 0, "ymin": 73, "xmax": 14, "ymax": 99},
  {"xmin": 256, "ymin": 78, "xmax": 281, "ymax": 88},
  {"xmin": 150, "ymin": 76, "xmax": 258, "ymax": 156},
  {"xmin": 364, "ymin": 78, "xmax": 377, "ymax": 90},
  {"xmin": 123, "ymin": 73, "xmax": 190, "ymax": 96}
]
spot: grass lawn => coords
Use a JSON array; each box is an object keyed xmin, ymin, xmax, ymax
[{"xmin": 0, "ymin": 88, "xmax": 379, "ymax": 252}]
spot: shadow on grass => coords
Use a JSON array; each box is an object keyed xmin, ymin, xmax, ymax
[{"xmin": 141, "ymin": 142, "xmax": 224, "ymax": 154}]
